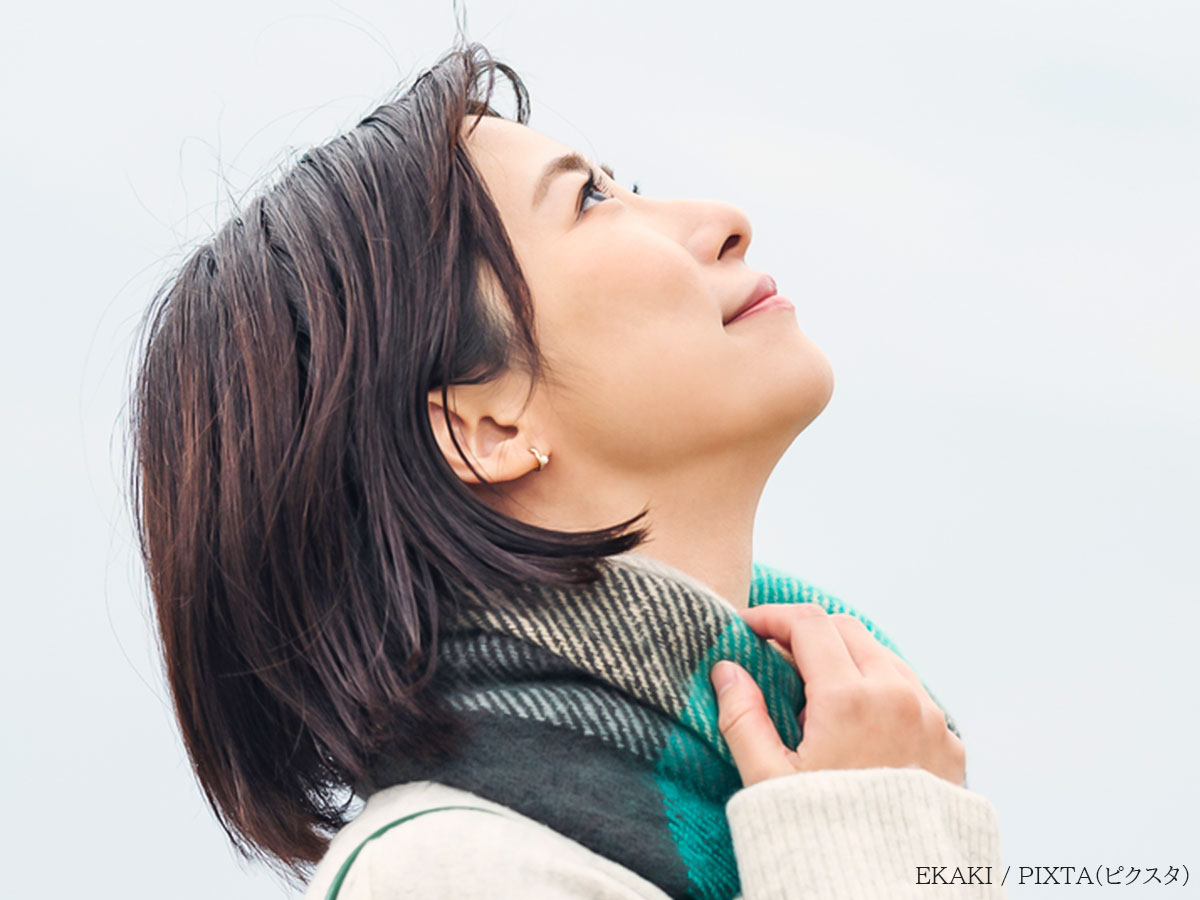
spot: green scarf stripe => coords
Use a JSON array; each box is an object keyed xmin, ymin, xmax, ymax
[
  {"xmin": 657, "ymin": 773, "xmax": 739, "ymax": 900},
  {"xmin": 653, "ymin": 581, "xmax": 810, "ymax": 899}
]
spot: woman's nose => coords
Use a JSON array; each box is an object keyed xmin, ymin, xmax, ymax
[
  {"xmin": 670, "ymin": 198, "xmax": 754, "ymax": 264},
  {"xmin": 712, "ymin": 202, "xmax": 753, "ymax": 262},
  {"xmin": 630, "ymin": 191, "xmax": 754, "ymax": 264}
]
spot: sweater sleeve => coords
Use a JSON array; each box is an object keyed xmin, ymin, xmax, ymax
[{"xmin": 725, "ymin": 766, "xmax": 1007, "ymax": 899}]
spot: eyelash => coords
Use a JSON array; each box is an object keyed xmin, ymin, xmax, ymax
[{"xmin": 578, "ymin": 169, "xmax": 641, "ymax": 216}]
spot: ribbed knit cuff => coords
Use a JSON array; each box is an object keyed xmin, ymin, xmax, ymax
[{"xmin": 725, "ymin": 766, "xmax": 1006, "ymax": 900}]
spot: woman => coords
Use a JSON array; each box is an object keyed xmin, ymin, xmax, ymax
[{"xmin": 128, "ymin": 39, "xmax": 1005, "ymax": 899}]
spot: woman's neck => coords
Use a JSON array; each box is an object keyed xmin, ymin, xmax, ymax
[{"xmin": 488, "ymin": 444, "xmax": 780, "ymax": 610}]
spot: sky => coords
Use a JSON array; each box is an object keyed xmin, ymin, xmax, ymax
[{"xmin": 2, "ymin": 0, "xmax": 1197, "ymax": 896}]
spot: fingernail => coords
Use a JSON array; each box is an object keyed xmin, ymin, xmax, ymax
[{"xmin": 711, "ymin": 661, "xmax": 739, "ymax": 697}]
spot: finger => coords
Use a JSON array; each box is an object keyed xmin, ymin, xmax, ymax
[
  {"xmin": 737, "ymin": 604, "xmax": 862, "ymax": 685},
  {"xmin": 710, "ymin": 660, "xmax": 793, "ymax": 787},
  {"xmin": 735, "ymin": 603, "xmax": 828, "ymax": 660},
  {"xmin": 825, "ymin": 614, "xmax": 903, "ymax": 680},
  {"xmin": 884, "ymin": 650, "xmax": 929, "ymax": 694},
  {"xmin": 849, "ymin": 631, "xmax": 946, "ymax": 712},
  {"xmin": 845, "ymin": 632, "xmax": 953, "ymax": 729}
]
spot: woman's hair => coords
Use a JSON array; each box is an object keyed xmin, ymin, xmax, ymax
[{"xmin": 126, "ymin": 38, "xmax": 650, "ymax": 885}]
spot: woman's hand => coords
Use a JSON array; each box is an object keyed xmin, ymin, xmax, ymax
[{"xmin": 711, "ymin": 603, "xmax": 966, "ymax": 789}]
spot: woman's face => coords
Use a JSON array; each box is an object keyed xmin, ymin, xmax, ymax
[{"xmin": 442, "ymin": 115, "xmax": 834, "ymax": 513}]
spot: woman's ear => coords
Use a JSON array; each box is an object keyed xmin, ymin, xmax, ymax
[{"xmin": 426, "ymin": 384, "xmax": 542, "ymax": 485}]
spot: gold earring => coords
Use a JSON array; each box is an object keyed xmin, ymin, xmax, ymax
[{"xmin": 528, "ymin": 446, "xmax": 549, "ymax": 470}]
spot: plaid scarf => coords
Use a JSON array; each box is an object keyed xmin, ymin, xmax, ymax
[{"xmin": 359, "ymin": 551, "xmax": 961, "ymax": 900}]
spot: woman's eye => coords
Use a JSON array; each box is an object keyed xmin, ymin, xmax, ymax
[{"xmin": 578, "ymin": 172, "xmax": 611, "ymax": 217}]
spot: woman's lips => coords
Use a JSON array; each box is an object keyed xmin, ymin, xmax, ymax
[{"xmin": 725, "ymin": 293, "xmax": 795, "ymax": 325}]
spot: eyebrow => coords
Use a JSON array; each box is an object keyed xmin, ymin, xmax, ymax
[{"xmin": 531, "ymin": 152, "xmax": 616, "ymax": 210}]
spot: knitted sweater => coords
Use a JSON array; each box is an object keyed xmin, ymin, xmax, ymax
[{"xmin": 302, "ymin": 767, "xmax": 1006, "ymax": 899}]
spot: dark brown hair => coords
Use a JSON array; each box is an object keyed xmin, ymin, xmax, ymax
[{"xmin": 126, "ymin": 38, "xmax": 650, "ymax": 887}]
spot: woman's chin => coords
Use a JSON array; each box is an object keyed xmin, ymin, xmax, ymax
[{"xmin": 778, "ymin": 346, "xmax": 835, "ymax": 437}]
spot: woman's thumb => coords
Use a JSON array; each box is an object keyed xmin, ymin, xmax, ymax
[{"xmin": 710, "ymin": 660, "xmax": 788, "ymax": 788}]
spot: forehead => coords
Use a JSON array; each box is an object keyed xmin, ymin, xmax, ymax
[
  {"xmin": 460, "ymin": 116, "xmax": 578, "ymax": 233},
  {"xmin": 461, "ymin": 115, "xmax": 567, "ymax": 179}
]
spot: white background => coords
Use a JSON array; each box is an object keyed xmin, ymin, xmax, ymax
[{"xmin": 3, "ymin": 1, "xmax": 1197, "ymax": 896}]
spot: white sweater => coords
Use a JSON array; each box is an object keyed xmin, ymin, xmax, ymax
[{"xmin": 302, "ymin": 766, "xmax": 1007, "ymax": 899}]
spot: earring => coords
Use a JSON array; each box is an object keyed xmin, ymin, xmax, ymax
[{"xmin": 528, "ymin": 446, "xmax": 549, "ymax": 471}]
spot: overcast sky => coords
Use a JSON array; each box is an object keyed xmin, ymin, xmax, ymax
[{"xmin": 3, "ymin": 1, "xmax": 1197, "ymax": 896}]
